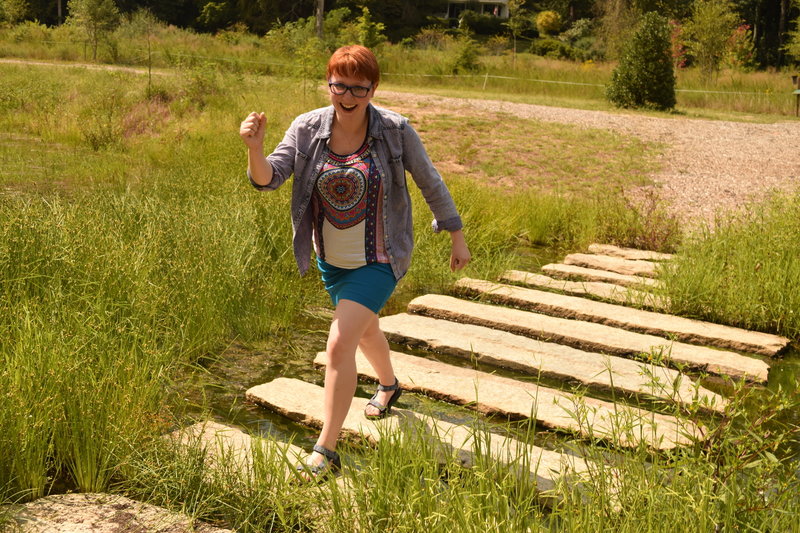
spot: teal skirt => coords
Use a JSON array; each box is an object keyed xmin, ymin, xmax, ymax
[{"xmin": 317, "ymin": 259, "xmax": 397, "ymax": 314}]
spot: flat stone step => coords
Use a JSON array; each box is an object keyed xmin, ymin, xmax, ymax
[
  {"xmin": 245, "ymin": 378, "xmax": 606, "ymax": 497},
  {"xmin": 166, "ymin": 421, "xmax": 305, "ymax": 476},
  {"xmin": 500, "ymin": 270, "xmax": 669, "ymax": 310},
  {"xmin": 408, "ymin": 294, "xmax": 770, "ymax": 383},
  {"xmin": 456, "ymin": 278, "xmax": 789, "ymax": 358},
  {"xmin": 5, "ymin": 493, "xmax": 233, "ymax": 533},
  {"xmin": 564, "ymin": 253, "xmax": 659, "ymax": 278},
  {"xmin": 378, "ymin": 313, "xmax": 725, "ymax": 413},
  {"xmin": 542, "ymin": 263, "xmax": 661, "ymax": 289},
  {"xmin": 313, "ymin": 351, "xmax": 707, "ymax": 450},
  {"xmin": 587, "ymin": 244, "xmax": 674, "ymax": 261}
]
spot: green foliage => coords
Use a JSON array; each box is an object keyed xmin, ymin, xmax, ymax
[
  {"xmin": 662, "ymin": 193, "xmax": 800, "ymax": 339},
  {"xmin": 535, "ymin": 10, "xmax": 562, "ymax": 35},
  {"xmin": 529, "ymin": 37, "xmax": 585, "ymax": 60},
  {"xmin": 784, "ymin": 3, "xmax": 800, "ymax": 63},
  {"xmin": 606, "ymin": 12, "xmax": 676, "ymax": 110},
  {"xmin": 354, "ymin": 6, "xmax": 386, "ymax": 49},
  {"xmin": 66, "ymin": 0, "xmax": 121, "ymax": 60},
  {"xmin": 686, "ymin": 0, "xmax": 740, "ymax": 78},
  {"xmin": 445, "ymin": 35, "xmax": 481, "ymax": 74},
  {"xmin": 0, "ymin": 0, "xmax": 27, "ymax": 23},
  {"xmin": 457, "ymin": 9, "xmax": 504, "ymax": 35}
]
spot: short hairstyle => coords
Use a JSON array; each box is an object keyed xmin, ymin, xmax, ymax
[{"xmin": 326, "ymin": 45, "xmax": 380, "ymax": 86}]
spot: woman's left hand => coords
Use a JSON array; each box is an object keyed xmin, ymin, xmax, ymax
[{"xmin": 449, "ymin": 230, "xmax": 471, "ymax": 272}]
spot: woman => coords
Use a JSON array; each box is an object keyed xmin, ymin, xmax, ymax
[{"xmin": 239, "ymin": 45, "xmax": 470, "ymax": 479}]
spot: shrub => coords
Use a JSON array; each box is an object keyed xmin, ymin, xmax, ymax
[
  {"xmin": 457, "ymin": 9, "xmax": 504, "ymax": 35},
  {"xmin": 446, "ymin": 35, "xmax": 481, "ymax": 74},
  {"xmin": 685, "ymin": 0, "xmax": 740, "ymax": 78},
  {"xmin": 412, "ymin": 26, "xmax": 454, "ymax": 50},
  {"xmin": 606, "ymin": 12, "xmax": 676, "ymax": 111},
  {"xmin": 535, "ymin": 10, "xmax": 562, "ymax": 36},
  {"xmin": 529, "ymin": 37, "xmax": 583, "ymax": 60}
]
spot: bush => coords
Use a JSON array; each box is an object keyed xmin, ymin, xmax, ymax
[
  {"xmin": 529, "ymin": 37, "xmax": 583, "ymax": 60},
  {"xmin": 535, "ymin": 10, "xmax": 562, "ymax": 35},
  {"xmin": 606, "ymin": 12, "xmax": 676, "ymax": 111},
  {"xmin": 457, "ymin": 9, "xmax": 504, "ymax": 35}
]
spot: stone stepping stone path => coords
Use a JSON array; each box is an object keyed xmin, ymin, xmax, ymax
[
  {"xmin": 312, "ymin": 350, "xmax": 708, "ymax": 449},
  {"xmin": 456, "ymin": 278, "xmax": 789, "ymax": 358},
  {"xmin": 377, "ymin": 313, "xmax": 724, "ymax": 413},
  {"xmin": 500, "ymin": 270, "xmax": 668, "ymax": 310},
  {"xmin": 246, "ymin": 378, "xmax": 611, "ymax": 498},
  {"xmin": 409, "ymin": 293, "xmax": 770, "ymax": 383},
  {"xmin": 166, "ymin": 421, "xmax": 305, "ymax": 477},
  {"xmin": 233, "ymin": 244, "xmax": 785, "ymax": 505},
  {"xmin": 541, "ymin": 263, "xmax": 661, "ymax": 288},
  {"xmin": 587, "ymin": 243, "xmax": 673, "ymax": 261},
  {"xmin": 564, "ymin": 253, "xmax": 660, "ymax": 278}
]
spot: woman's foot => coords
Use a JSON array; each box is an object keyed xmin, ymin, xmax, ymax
[
  {"xmin": 296, "ymin": 444, "xmax": 341, "ymax": 482},
  {"xmin": 364, "ymin": 378, "xmax": 402, "ymax": 420}
]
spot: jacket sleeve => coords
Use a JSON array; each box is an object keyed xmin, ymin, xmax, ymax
[
  {"xmin": 401, "ymin": 121, "xmax": 463, "ymax": 233},
  {"xmin": 248, "ymin": 116, "xmax": 300, "ymax": 191}
]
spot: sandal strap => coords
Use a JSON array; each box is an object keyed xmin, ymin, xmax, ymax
[
  {"xmin": 312, "ymin": 444, "xmax": 340, "ymax": 464},
  {"xmin": 376, "ymin": 377, "xmax": 400, "ymax": 392},
  {"xmin": 367, "ymin": 398, "xmax": 388, "ymax": 412}
]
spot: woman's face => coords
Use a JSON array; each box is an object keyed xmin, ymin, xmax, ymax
[{"xmin": 328, "ymin": 73, "xmax": 376, "ymax": 120}]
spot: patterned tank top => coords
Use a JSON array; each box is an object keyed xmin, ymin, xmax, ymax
[{"xmin": 311, "ymin": 142, "xmax": 388, "ymax": 268}]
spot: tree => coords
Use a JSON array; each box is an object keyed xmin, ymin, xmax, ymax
[
  {"xmin": 0, "ymin": 0, "xmax": 29, "ymax": 23},
  {"xmin": 686, "ymin": 0, "xmax": 740, "ymax": 77},
  {"xmin": 505, "ymin": 0, "xmax": 531, "ymax": 65},
  {"xmin": 606, "ymin": 12, "xmax": 676, "ymax": 110},
  {"xmin": 315, "ymin": 0, "xmax": 323, "ymax": 38},
  {"xmin": 67, "ymin": 0, "xmax": 120, "ymax": 60},
  {"xmin": 785, "ymin": 0, "xmax": 800, "ymax": 61},
  {"xmin": 535, "ymin": 10, "xmax": 562, "ymax": 35}
]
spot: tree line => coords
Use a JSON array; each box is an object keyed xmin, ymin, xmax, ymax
[{"xmin": 1, "ymin": 0, "xmax": 798, "ymax": 67}]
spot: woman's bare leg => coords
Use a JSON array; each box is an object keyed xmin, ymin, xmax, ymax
[
  {"xmin": 313, "ymin": 299, "xmax": 375, "ymax": 459},
  {"xmin": 358, "ymin": 313, "xmax": 397, "ymax": 417}
]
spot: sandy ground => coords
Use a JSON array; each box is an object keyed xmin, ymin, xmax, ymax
[{"xmin": 378, "ymin": 90, "xmax": 800, "ymax": 227}]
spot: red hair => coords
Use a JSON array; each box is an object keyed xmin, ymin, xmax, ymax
[{"xmin": 326, "ymin": 45, "xmax": 380, "ymax": 86}]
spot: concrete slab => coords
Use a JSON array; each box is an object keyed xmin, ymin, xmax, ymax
[
  {"xmin": 166, "ymin": 421, "xmax": 304, "ymax": 477},
  {"xmin": 456, "ymin": 278, "xmax": 789, "ymax": 358},
  {"xmin": 312, "ymin": 351, "xmax": 707, "ymax": 450},
  {"xmin": 541, "ymin": 263, "xmax": 661, "ymax": 289},
  {"xmin": 246, "ymin": 378, "xmax": 611, "ymax": 498},
  {"xmin": 564, "ymin": 253, "xmax": 659, "ymax": 278},
  {"xmin": 587, "ymin": 244, "xmax": 673, "ymax": 261},
  {"xmin": 408, "ymin": 294, "xmax": 770, "ymax": 383},
  {"xmin": 378, "ymin": 313, "xmax": 725, "ymax": 413},
  {"xmin": 500, "ymin": 270, "xmax": 669, "ymax": 310},
  {"xmin": 4, "ymin": 493, "xmax": 232, "ymax": 533}
]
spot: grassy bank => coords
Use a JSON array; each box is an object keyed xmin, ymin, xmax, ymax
[
  {"xmin": 1, "ymin": 57, "xmax": 799, "ymax": 532},
  {"xmin": 1, "ymin": 19, "xmax": 798, "ymax": 118}
]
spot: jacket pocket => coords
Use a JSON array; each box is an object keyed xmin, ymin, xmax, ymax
[{"xmin": 389, "ymin": 155, "xmax": 406, "ymax": 187}]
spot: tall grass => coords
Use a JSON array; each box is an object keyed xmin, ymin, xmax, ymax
[{"xmin": 661, "ymin": 193, "xmax": 800, "ymax": 339}]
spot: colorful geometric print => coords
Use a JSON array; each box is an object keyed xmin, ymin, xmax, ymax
[
  {"xmin": 316, "ymin": 165, "xmax": 367, "ymax": 229},
  {"xmin": 312, "ymin": 142, "xmax": 386, "ymax": 265}
]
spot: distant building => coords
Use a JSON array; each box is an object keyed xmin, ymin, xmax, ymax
[{"xmin": 446, "ymin": 1, "xmax": 509, "ymax": 20}]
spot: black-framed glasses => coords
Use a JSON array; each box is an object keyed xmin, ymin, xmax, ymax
[{"xmin": 328, "ymin": 82, "xmax": 372, "ymax": 98}]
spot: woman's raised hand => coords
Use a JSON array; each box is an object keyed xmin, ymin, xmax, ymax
[{"xmin": 239, "ymin": 111, "xmax": 266, "ymax": 150}]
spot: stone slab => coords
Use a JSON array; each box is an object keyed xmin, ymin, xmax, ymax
[
  {"xmin": 378, "ymin": 313, "xmax": 725, "ymax": 413},
  {"xmin": 587, "ymin": 244, "xmax": 674, "ymax": 262},
  {"xmin": 408, "ymin": 294, "xmax": 770, "ymax": 383},
  {"xmin": 246, "ymin": 378, "xmax": 608, "ymax": 498},
  {"xmin": 457, "ymin": 278, "xmax": 789, "ymax": 358},
  {"xmin": 313, "ymin": 351, "xmax": 707, "ymax": 450},
  {"xmin": 4, "ymin": 493, "xmax": 232, "ymax": 533},
  {"xmin": 541, "ymin": 263, "xmax": 661, "ymax": 289},
  {"xmin": 500, "ymin": 270, "xmax": 669, "ymax": 310},
  {"xmin": 167, "ymin": 421, "xmax": 304, "ymax": 477},
  {"xmin": 564, "ymin": 253, "xmax": 659, "ymax": 278}
]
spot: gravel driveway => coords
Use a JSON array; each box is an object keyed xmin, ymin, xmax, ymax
[{"xmin": 379, "ymin": 90, "xmax": 800, "ymax": 227}]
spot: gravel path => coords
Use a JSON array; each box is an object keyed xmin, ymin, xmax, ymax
[{"xmin": 378, "ymin": 90, "xmax": 800, "ymax": 227}]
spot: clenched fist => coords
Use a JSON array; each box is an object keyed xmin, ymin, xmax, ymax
[{"xmin": 240, "ymin": 111, "xmax": 266, "ymax": 151}]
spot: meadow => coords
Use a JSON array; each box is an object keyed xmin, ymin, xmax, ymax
[{"xmin": 0, "ymin": 22, "xmax": 799, "ymax": 532}]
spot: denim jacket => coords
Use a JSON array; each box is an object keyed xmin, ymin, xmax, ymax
[{"xmin": 249, "ymin": 104, "xmax": 463, "ymax": 280}]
